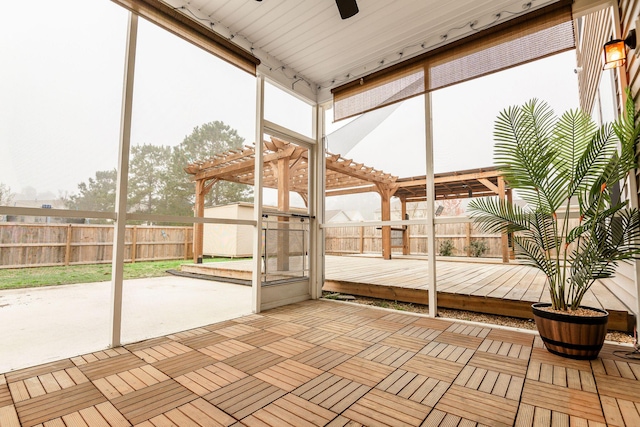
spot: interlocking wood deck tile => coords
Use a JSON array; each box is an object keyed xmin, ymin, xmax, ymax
[
  {"xmin": 330, "ymin": 314, "xmax": 376, "ymax": 326},
  {"xmin": 291, "ymin": 328, "xmax": 338, "ymax": 345},
  {"xmin": 77, "ymin": 353, "xmax": 146, "ymax": 382},
  {"xmin": 529, "ymin": 347, "xmax": 591, "ymax": 370},
  {"xmin": 595, "ymin": 373, "xmax": 640, "ymax": 402},
  {"xmin": 71, "ymin": 348, "xmax": 129, "ymax": 366},
  {"xmin": 378, "ymin": 333, "xmax": 429, "ymax": 353},
  {"xmin": 343, "ymin": 388, "xmax": 431, "ymax": 427},
  {"xmin": 162, "ymin": 398, "xmax": 236, "ymax": 427},
  {"xmin": 356, "ymin": 343, "xmax": 415, "ymax": 367},
  {"xmin": 51, "ymin": 401, "xmax": 130, "ymax": 427},
  {"xmin": 435, "ymin": 384, "xmax": 518, "ymax": 427},
  {"xmin": 199, "ymin": 339, "xmax": 255, "ymax": 361},
  {"xmin": 376, "ymin": 369, "xmax": 449, "ymax": 407},
  {"xmin": 293, "ymin": 347, "xmax": 351, "ymax": 371},
  {"xmin": 317, "ymin": 321, "xmax": 359, "ymax": 335},
  {"xmin": 242, "ymin": 393, "xmax": 338, "ymax": 427},
  {"xmin": 204, "ymin": 376, "xmax": 286, "ymax": 420},
  {"xmin": 402, "ymin": 354, "xmax": 464, "ymax": 383},
  {"xmin": 434, "ymin": 331, "xmax": 484, "ymax": 350},
  {"xmin": 419, "ymin": 341, "xmax": 475, "ymax": 364},
  {"xmin": 178, "ymin": 331, "xmax": 228, "ymax": 350},
  {"xmin": 329, "ymin": 357, "xmax": 395, "ymax": 387},
  {"xmin": 241, "ymin": 316, "xmax": 285, "ymax": 330},
  {"xmin": 396, "ymin": 325, "xmax": 442, "ymax": 341},
  {"xmin": 203, "ymin": 319, "xmax": 238, "ymax": 332},
  {"xmin": 254, "ymin": 359, "xmax": 323, "ymax": 392},
  {"xmin": 235, "ymin": 330, "xmax": 287, "ymax": 348},
  {"xmin": 151, "ymin": 350, "xmax": 217, "ymax": 378},
  {"xmin": 599, "ymin": 394, "xmax": 640, "ymax": 426},
  {"xmin": 293, "ymin": 372, "xmax": 370, "ymax": 413},
  {"xmin": 215, "ymin": 323, "xmax": 261, "ymax": 338},
  {"xmin": 454, "ymin": 365, "xmax": 523, "ymax": 400},
  {"xmin": 111, "ymin": 379, "xmax": 196, "ymax": 425},
  {"xmin": 221, "ymin": 348, "xmax": 285, "ymax": 375},
  {"xmin": 174, "ymin": 362, "xmax": 247, "ymax": 396},
  {"xmin": 5, "ymin": 360, "xmax": 75, "ymax": 383},
  {"xmin": 265, "ymin": 322, "xmax": 310, "ymax": 337},
  {"xmin": 291, "ymin": 316, "xmax": 331, "ymax": 328},
  {"xmin": 514, "ymin": 402, "xmax": 603, "ymax": 427},
  {"xmin": 14, "ymin": 381, "xmax": 106, "ymax": 427},
  {"xmin": 593, "ymin": 356, "xmax": 640, "ymax": 380},
  {"xmin": 167, "ymin": 327, "xmax": 211, "ymax": 341},
  {"xmin": 262, "ymin": 337, "xmax": 315, "ymax": 358},
  {"xmin": 0, "ymin": 379, "xmax": 12, "ymax": 407},
  {"xmin": 366, "ymin": 319, "xmax": 412, "ymax": 333},
  {"xmin": 379, "ymin": 313, "xmax": 420, "ymax": 325},
  {"xmin": 411, "ymin": 317, "xmax": 453, "ymax": 331},
  {"xmin": 520, "ymin": 379, "xmax": 605, "ymax": 423},
  {"xmin": 324, "ymin": 415, "xmax": 363, "ymax": 427},
  {"xmin": 485, "ymin": 329, "xmax": 535, "ymax": 347},
  {"xmin": 345, "ymin": 326, "xmax": 392, "ymax": 343},
  {"xmin": 526, "ymin": 360, "xmax": 597, "ymax": 392},
  {"xmin": 477, "ymin": 339, "xmax": 531, "ymax": 360},
  {"xmin": 0, "ymin": 405, "xmax": 21, "ymax": 427},
  {"xmin": 445, "ymin": 323, "xmax": 491, "ymax": 339},
  {"xmin": 93, "ymin": 365, "xmax": 170, "ymax": 399},
  {"xmin": 132, "ymin": 342, "xmax": 193, "ymax": 364},
  {"xmin": 468, "ymin": 352, "xmax": 528, "ymax": 378},
  {"xmin": 123, "ymin": 336, "xmax": 174, "ymax": 353},
  {"xmin": 321, "ymin": 335, "xmax": 372, "ymax": 356}
]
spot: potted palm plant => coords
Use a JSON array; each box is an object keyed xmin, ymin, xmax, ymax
[{"xmin": 468, "ymin": 92, "xmax": 640, "ymax": 359}]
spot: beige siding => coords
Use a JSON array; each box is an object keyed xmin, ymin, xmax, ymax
[{"xmin": 576, "ymin": 7, "xmax": 611, "ymax": 113}]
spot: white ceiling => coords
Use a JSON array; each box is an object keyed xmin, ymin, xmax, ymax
[{"xmin": 163, "ymin": 0, "xmax": 562, "ymax": 102}]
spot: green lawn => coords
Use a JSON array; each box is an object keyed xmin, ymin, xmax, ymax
[{"xmin": 0, "ymin": 258, "xmax": 240, "ymax": 290}]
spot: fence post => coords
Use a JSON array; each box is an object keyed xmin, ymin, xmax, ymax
[
  {"xmin": 131, "ymin": 225, "xmax": 137, "ymax": 263},
  {"xmin": 65, "ymin": 224, "xmax": 72, "ymax": 266},
  {"xmin": 466, "ymin": 222, "xmax": 471, "ymax": 257},
  {"xmin": 359, "ymin": 227, "xmax": 364, "ymax": 254},
  {"xmin": 184, "ymin": 227, "xmax": 189, "ymax": 260}
]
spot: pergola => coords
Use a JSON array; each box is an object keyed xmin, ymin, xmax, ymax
[{"xmin": 186, "ymin": 137, "xmax": 511, "ymax": 263}]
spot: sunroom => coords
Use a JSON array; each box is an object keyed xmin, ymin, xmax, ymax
[{"xmin": 2, "ymin": 0, "xmax": 640, "ymax": 425}]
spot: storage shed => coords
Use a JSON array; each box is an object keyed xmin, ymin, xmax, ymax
[{"xmin": 203, "ymin": 202, "xmax": 254, "ymax": 257}]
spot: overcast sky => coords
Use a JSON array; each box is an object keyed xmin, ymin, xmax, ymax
[{"xmin": 1, "ymin": 0, "xmax": 583, "ymax": 202}]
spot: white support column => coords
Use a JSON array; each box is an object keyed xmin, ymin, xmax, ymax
[
  {"xmin": 310, "ymin": 103, "xmax": 326, "ymax": 300},
  {"xmin": 110, "ymin": 12, "xmax": 138, "ymax": 348},
  {"xmin": 252, "ymin": 75, "xmax": 265, "ymax": 313},
  {"xmin": 425, "ymin": 92, "xmax": 437, "ymax": 317}
]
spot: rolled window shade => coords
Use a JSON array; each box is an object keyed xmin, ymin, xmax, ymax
[
  {"xmin": 429, "ymin": 8, "xmax": 574, "ymax": 91},
  {"xmin": 334, "ymin": 65, "xmax": 425, "ymax": 122},
  {"xmin": 112, "ymin": 0, "xmax": 259, "ymax": 75},
  {"xmin": 332, "ymin": 0, "xmax": 574, "ymax": 121}
]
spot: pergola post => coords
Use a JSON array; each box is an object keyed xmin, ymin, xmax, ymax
[
  {"xmin": 277, "ymin": 156, "xmax": 290, "ymax": 271},
  {"xmin": 498, "ymin": 176, "xmax": 509, "ymax": 263},
  {"xmin": 193, "ymin": 179, "xmax": 205, "ymax": 263},
  {"xmin": 401, "ymin": 198, "xmax": 410, "ymax": 255},
  {"xmin": 380, "ymin": 187, "xmax": 392, "ymax": 260}
]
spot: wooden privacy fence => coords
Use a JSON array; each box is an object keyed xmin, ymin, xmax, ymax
[
  {"xmin": 0, "ymin": 223, "xmax": 193, "ymax": 269},
  {"xmin": 325, "ymin": 222, "xmax": 504, "ymax": 258}
]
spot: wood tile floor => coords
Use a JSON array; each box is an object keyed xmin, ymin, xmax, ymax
[{"xmin": 2, "ymin": 299, "xmax": 639, "ymax": 427}]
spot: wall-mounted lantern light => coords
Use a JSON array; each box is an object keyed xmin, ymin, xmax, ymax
[{"xmin": 603, "ymin": 29, "xmax": 636, "ymax": 69}]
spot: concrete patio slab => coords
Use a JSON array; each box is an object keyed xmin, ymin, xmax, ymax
[{"xmin": 0, "ymin": 276, "xmax": 251, "ymax": 373}]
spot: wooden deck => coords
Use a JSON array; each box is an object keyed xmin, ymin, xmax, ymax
[
  {"xmin": 181, "ymin": 255, "xmax": 636, "ymax": 332},
  {"xmin": 2, "ymin": 299, "xmax": 640, "ymax": 426}
]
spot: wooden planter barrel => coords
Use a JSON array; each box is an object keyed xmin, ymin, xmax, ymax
[{"xmin": 532, "ymin": 302, "xmax": 608, "ymax": 360}]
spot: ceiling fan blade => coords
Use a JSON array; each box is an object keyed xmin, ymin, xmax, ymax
[{"xmin": 335, "ymin": 0, "xmax": 358, "ymax": 19}]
